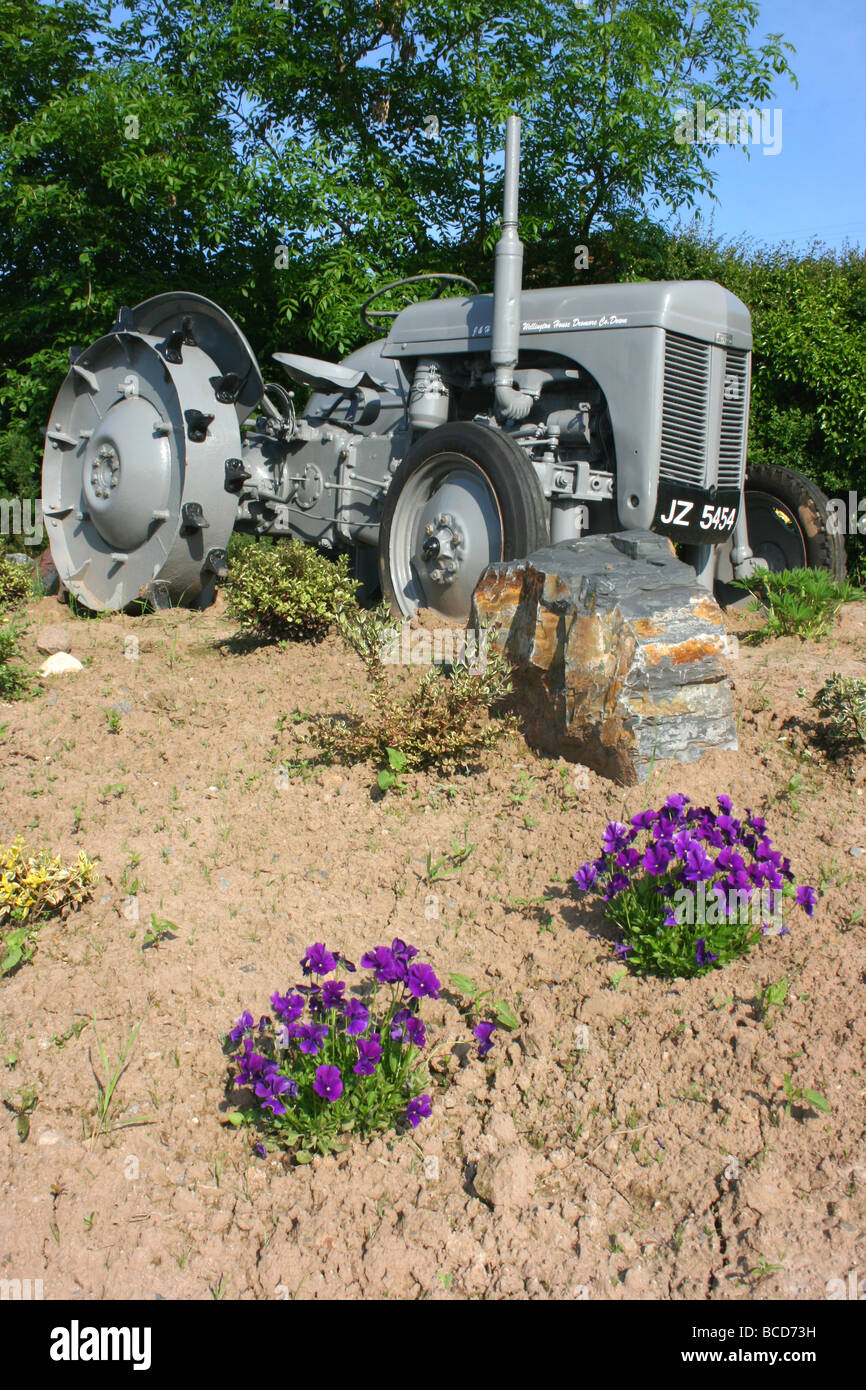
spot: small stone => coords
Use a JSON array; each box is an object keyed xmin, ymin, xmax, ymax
[
  {"xmin": 37, "ymin": 1130, "xmax": 62, "ymax": 1147},
  {"xmin": 472, "ymin": 1146, "xmax": 540, "ymax": 1210},
  {"xmin": 848, "ymin": 846, "xmax": 863, "ymax": 857},
  {"xmin": 38, "ymin": 651, "xmax": 82, "ymax": 677},
  {"xmin": 36, "ymin": 625, "xmax": 73, "ymax": 655}
]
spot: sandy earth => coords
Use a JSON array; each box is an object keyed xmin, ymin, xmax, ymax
[{"xmin": 0, "ymin": 589, "xmax": 865, "ymax": 1302}]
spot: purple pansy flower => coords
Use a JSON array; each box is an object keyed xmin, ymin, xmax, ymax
[
  {"xmin": 228, "ymin": 1010, "xmax": 255, "ymax": 1044},
  {"xmin": 254, "ymin": 1069, "xmax": 298, "ymax": 1116},
  {"xmin": 574, "ymin": 862, "xmax": 597, "ymax": 891},
  {"xmin": 270, "ymin": 992, "xmax": 304, "ymax": 1024},
  {"xmin": 474, "ymin": 1020, "xmax": 498, "ymax": 1058},
  {"xmin": 602, "ymin": 822, "xmax": 630, "ymax": 855},
  {"xmin": 406, "ymin": 961, "xmax": 441, "ymax": 1000},
  {"xmin": 390, "ymin": 938, "xmax": 419, "ymax": 970},
  {"xmin": 795, "ymin": 884, "xmax": 817, "ymax": 916},
  {"xmin": 313, "ymin": 1065, "xmax": 343, "ymax": 1103},
  {"xmin": 684, "ymin": 843, "xmax": 716, "ymax": 883},
  {"xmin": 296, "ymin": 1022, "xmax": 329, "ymax": 1055},
  {"xmin": 353, "ymin": 1033, "xmax": 382, "ymax": 1076},
  {"xmin": 405, "ymin": 1094, "xmax": 432, "ymax": 1129},
  {"xmin": 695, "ymin": 938, "xmax": 719, "ymax": 968},
  {"xmin": 301, "ymin": 942, "xmax": 337, "ymax": 976},
  {"xmin": 344, "ymin": 998, "xmax": 370, "ymax": 1036},
  {"xmin": 642, "ymin": 841, "xmax": 672, "ymax": 876},
  {"xmin": 602, "ymin": 872, "xmax": 630, "ymax": 901},
  {"xmin": 360, "ymin": 945, "xmax": 404, "ymax": 984},
  {"xmin": 321, "ymin": 979, "xmax": 346, "ymax": 1011}
]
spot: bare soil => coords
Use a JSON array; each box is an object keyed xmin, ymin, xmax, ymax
[{"xmin": 1, "ymin": 591, "xmax": 865, "ymax": 1301}]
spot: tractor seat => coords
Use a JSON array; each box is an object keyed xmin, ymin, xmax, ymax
[{"xmin": 272, "ymin": 352, "xmax": 385, "ymax": 395}]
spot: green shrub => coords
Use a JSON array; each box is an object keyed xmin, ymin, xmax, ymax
[
  {"xmin": 318, "ymin": 604, "xmax": 517, "ymax": 775},
  {"xmin": 226, "ymin": 538, "xmax": 358, "ymax": 640},
  {"xmin": 0, "ymin": 556, "xmax": 34, "ymax": 612},
  {"xmin": 0, "ymin": 616, "xmax": 30, "ymax": 700},
  {"xmin": 733, "ymin": 567, "xmax": 863, "ymax": 641},
  {"xmin": 811, "ymin": 673, "xmax": 866, "ymax": 754}
]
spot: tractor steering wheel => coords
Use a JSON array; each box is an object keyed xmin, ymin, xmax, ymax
[{"xmin": 359, "ymin": 273, "xmax": 480, "ymax": 331}]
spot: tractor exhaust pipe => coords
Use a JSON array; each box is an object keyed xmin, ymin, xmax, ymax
[{"xmin": 491, "ymin": 115, "xmax": 532, "ymax": 421}]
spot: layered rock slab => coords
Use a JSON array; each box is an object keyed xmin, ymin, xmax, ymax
[{"xmin": 471, "ymin": 530, "xmax": 737, "ymax": 784}]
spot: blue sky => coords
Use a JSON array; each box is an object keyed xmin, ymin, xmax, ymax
[{"xmin": 683, "ymin": 0, "xmax": 866, "ymax": 253}]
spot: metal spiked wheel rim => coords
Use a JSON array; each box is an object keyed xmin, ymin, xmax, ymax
[
  {"xmin": 387, "ymin": 453, "xmax": 504, "ymax": 620},
  {"xmin": 41, "ymin": 297, "xmax": 252, "ymax": 612}
]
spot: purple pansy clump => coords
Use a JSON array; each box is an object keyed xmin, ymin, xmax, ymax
[{"xmin": 574, "ymin": 795, "xmax": 817, "ymax": 978}]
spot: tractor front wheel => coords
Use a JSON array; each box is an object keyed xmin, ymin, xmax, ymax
[{"xmin": 379, "ymin": 421, "xmax": 549, "ymax": 620}]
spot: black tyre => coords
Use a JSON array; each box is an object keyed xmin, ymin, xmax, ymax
[
  {"xmin": 744, "ymin": 463, "xmax": 846, "ymax": 580},
  {"xmin": 379, "ymin": 421, "xmax": 549, "ymax": 619}
]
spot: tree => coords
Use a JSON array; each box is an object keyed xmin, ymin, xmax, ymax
[{"xmin": 0, "ymin": 0, "xmax": 796, "ymax": 497}]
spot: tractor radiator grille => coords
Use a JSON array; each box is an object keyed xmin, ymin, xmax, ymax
[
  {"xmin": 659, "ymin": 332, "xmax": 710, "ymax": 487},
  {"xmin": 718, "ymin": 347, "xmax": 749, "ymax": 489}
]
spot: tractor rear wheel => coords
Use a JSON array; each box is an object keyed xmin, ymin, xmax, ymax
[
  {"xmin": 379, "ymin": 421, "xmax": 549, "ymax": 620},
  {"xmin": 742, "ymin": 463, "xmax": 846, "ymax": 579}
]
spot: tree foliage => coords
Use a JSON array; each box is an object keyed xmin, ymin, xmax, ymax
[{"xmin": 4, "ymin": 0, "xmax": 850, "ymax": 526}]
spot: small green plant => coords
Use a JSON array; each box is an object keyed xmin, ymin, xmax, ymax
[
  {"xmin": 0, "ymin": 614, "xmax": 31, "ymax": 700},
  {"xmin": 425, "ymin": 827, "xmax": 476, "ymax": 884},
  {"xmin": 89, "ymin": 1014, "xmax": 152, "ymax": 1139},
  {"xmin": 226, "ymin": 537, "xmax": 358, "ymax": 641},
  {"xmin": 780, "ymin": 1073, "xmax": 830, "ymax": 1120},
  {"xmin": 104, "ymin": 706, "xmax": 122, "ymax": 734},
  {"xmin": 0, "ymin": 556, "xmax": 34, "ymax": 612},
  {"xmin": 319, "ymin": 604, "xmax": 517, "ymax": 775},
  {"xmin": 377, "ymin": 747, "xmax": 408, "ymax": 793},
  {"xmin": 747, "ymin": 1255, "xmax": 786, "ymax": 1285},
  {"xmin": 2, "ymin": 1082, "xmax": 38, "ymax": 1141},
  {"xmin": 810, "ymin": 673, "xmax": 866, "ymax": 754},
  {"xmin": 448, "ymin": 972, "xmax": 520, "ymax": 1034},
  {"xmin": 733, "ymin": 567, "xmax": 862, "ymax": 642},
  {"xmin": 759, "ymin": 975, "xmax": 789, "ymax": 1025},
  {"xmin": 142, "ymin": 914, "xmax": 178, "ymax": 950}
]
